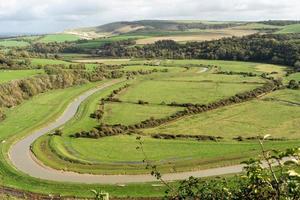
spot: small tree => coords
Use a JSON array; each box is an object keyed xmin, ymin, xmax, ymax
[
  {"xmin": 288, "ymin": 80, "xmax": 299, "ymax": 89},
  {"xmin": 53, "ymin": 129, "xmax": 63, "ymax": 136},
  {"xmin": 91, "ymin": 189, "xmax": 109, "ymax": 200}
]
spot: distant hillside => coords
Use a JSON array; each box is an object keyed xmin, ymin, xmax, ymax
[{"xmin": 66, "ymin": 20, "xmax": 242, "ymax": 38}]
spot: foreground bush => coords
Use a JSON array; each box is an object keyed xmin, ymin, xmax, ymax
[{"xmin": 137, "ymin": 136, "xmax": 300, "ymax": 200}]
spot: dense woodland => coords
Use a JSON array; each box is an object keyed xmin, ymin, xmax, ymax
[
  {"xmin": 96, "ymin": 34, "xmax": 300, "ymax": 68},
  {"xmin": 27, "ymin": 34, "xmax": 300, "ymax": 70},
  {"xmin": 259, "ymin": 20, "xmax": 300, "ymax": 26},
  {"xmin": 0, "ymin": 52, "xmax": 32, "ymax": 69}
]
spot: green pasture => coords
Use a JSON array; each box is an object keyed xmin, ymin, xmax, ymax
[
  {"xmin": 119, "ymin": 79, "xmax": 260, "ymax": 105},
  {"xmin": 0, "ymin": 39, "xmax": 29, "ymax": 47},
  {"xmin": 30, "ymin": 58, "xmax": 73, "ymax": 66},
  {"xmin": 103, "ymin": 102, "xmax": 183, "ymax": 125},
  {"xmin": 144, "ymin": 90, "xmax": 300, "ymax": 139},
  {"xmin": 0, "ymin": 69, "xmax": 44, "ymax": 83},
  {"xmin": 276, "ymin": 24, "xmax": 300, "ymax": 34},
  {"xmin": 38, "ymin": 34, "xmax": 81, "ymax": 43},
  {"xmin": 33, "ymin": 133, "xmax": 300, "ymax": 175}
]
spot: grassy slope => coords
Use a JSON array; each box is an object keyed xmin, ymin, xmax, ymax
[
  {"xmin": 0, "ymin": 69, "xmax": 44, "ymax": 83},
  {"xmin": 144, "ymin": 89, "xmax": 300, "ymax": 139},
  {"xmin": 276, "ymin": 24, "xmax": 300, "ymax": 34}
]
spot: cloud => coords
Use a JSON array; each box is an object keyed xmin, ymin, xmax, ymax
[{"xmin": 0, "ymin": 0, "xmax": 299, "ymax": 33}]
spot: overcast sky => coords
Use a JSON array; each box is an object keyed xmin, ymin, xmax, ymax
[{"xmin": 0, "ymin": 0, "xmax": 299, "ymax": 34}]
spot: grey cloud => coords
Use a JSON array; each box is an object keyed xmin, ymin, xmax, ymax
[{"xmin": 0, "ymin": 0, "xmax": 299, "ymax": 33}]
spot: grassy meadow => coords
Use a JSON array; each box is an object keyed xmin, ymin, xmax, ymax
[
  {"xmin": 0, "ymin": 39, "xmax": 29, "ymax": 47},
  {"xmin": 144, "ymin": 93, "xmax": 300, "ymax": 139},
  {"xmin": 38, "ymin": 34, "xmax": 81, "ymax": 43},
  {"xmin": 0, "ymin": 69, "xmax": 44, "ymax": 83}
]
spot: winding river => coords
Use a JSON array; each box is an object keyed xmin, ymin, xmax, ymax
[{"xmin": 9, "ymin": 68, "xmax": 246, "ymax": 184}]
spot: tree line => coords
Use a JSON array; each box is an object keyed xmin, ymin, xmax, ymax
[{"xmin": 96, "ymin": 34, "xmax": 300, "ymax": 69}]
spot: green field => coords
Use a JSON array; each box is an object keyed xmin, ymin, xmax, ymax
[
  {"xmin": 38, "ymin": 34, "xmax": 81, "ymax": 43},
  {"xmin": 119, "ymin": 79, "xmax": 261, "ymax": 104},
  {"xmin": 0, "ymin": 69, "xmax": 44, "ymax": 83},
  {"xmin": 30, "ymin": 58, "xmax": 73, "ymax": 66},
  {"xmin": 144, "ymin": 89, "xmax": 300, "ymax": 139},
  {"xmin": 0, "ymin": 39, "xmax": 29, "ymax": 47},
  {"xmin": 33, "ymin": 134, "xmax": 300, "ymax": 175},
  {"xmin": 103, "ymin": 102, "xmax": 183, "ymax": 125},
  {"xmin": 276, "ymin": 24, "xmax": 300, "ymax": 34}
]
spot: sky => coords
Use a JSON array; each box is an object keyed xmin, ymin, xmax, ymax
[{"xmin": 0, "ymin": 0, "xmax": 299, "ymax": 34}]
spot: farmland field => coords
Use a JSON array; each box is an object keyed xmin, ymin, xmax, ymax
[
  {"xmin": 0, "ymin": 69, "xmax": 44, "ymax": 83},
  {"xmin": 0, "ymin": 39, "xmax": 29, "ymax": 47},
  {"xmin": 276, "ymin": 24, "xmax": 300, "ymax": 34},
  {"xmin": 38, "ymin": 34, "xmax": 81, "ymax": 43}
]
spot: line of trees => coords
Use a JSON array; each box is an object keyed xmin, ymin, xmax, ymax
[
  {"xmin": 151, "ymin": 133, "xmax": 223, "ymax": 141},
  {"xmin": 96, "ymin": 34, "xmax": 300, "ymax": 68},
  {"xmin": 259, "ymin": 20, "xmax": 300, "ymax": 26}
]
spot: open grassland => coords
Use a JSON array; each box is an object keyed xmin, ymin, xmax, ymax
[
  {"xmin": 74, "ymin": 58, "xmax": 133, "ymax": 64},
  {"xmin": 161, "ymin": 59, "xmax": 287, "ymax": 74},
  {"xmin": 0, "ymin": 39, "xmax": 29, "ymax": 47},
  {"xmin": 161, "ymin": 72, "xmax": 266, "ymax": 84},
  {"xmin": 0, "ymin": 69, "xmax": 44, "ymax": 83},
  {"xmin": 276, "ymin": 24, "xmax": 300, "ymax": 34},
  {"xmin": 119, "ymin": 79, "xmax": 261, "ymax": 105},
  {"xmin": 33, "ymin": 134, "xmax": 300, "ymax": 175},
  {"xmin": 144, "ymin": 89, "xmax": 300, "ymax": 139},
  {"xmin": 38, "ymin": 34, "xmax": 81, "ymax": 43},
  {"xmin": 30, "ymin": 58, "xmax": 73, "ymax": 66},
  {"xmin": 103, "ymin": 102, "xmax": 183, "ymax": 125}
]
